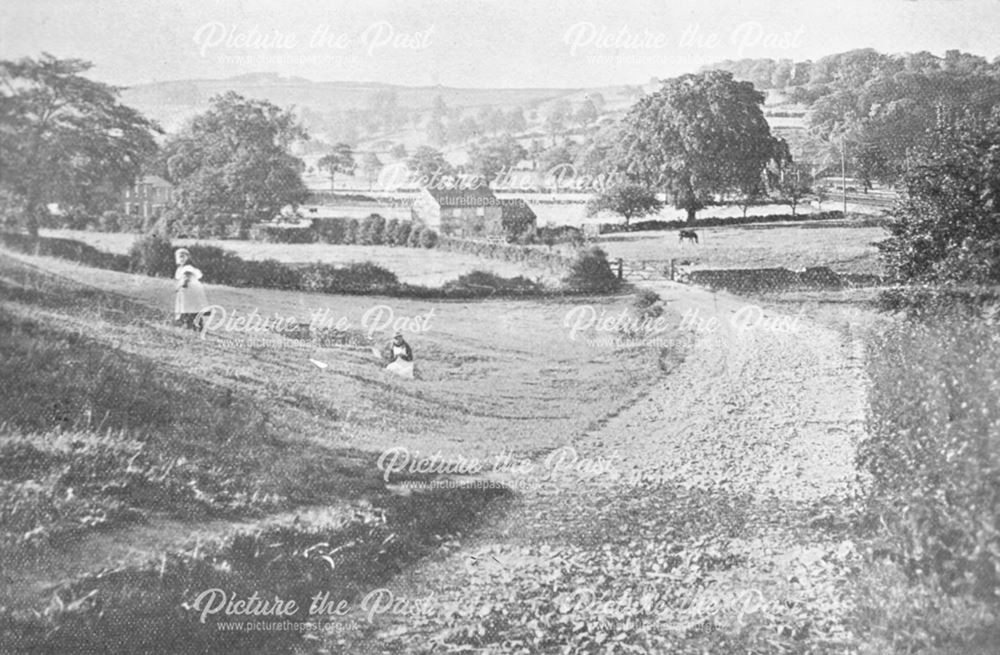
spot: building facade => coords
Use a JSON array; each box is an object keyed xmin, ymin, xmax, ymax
[
  {"xmin": 411, "ymin": 186, "xmax": 536, "ymax": 239},
  {"xmin": 122, "ymin": 175, "xmax": 174, "ymax": 219}
]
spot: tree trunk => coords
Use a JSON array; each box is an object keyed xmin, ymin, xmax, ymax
[{"xmin": 686, "ymin": 207, "xmax": 697, "ymax": 223}]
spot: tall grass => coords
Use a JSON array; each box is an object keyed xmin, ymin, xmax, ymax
[{"xmin": 853, "ymin": 308, "xmax": 1000, "ymax": 650}]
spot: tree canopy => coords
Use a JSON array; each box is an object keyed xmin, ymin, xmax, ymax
[
  {"xmin": 615, "ymin": 71, "xmax": 786, "ymax": 221},
  {"xmin": 0, "ymin": 53, "xmax": 160, "ymax": 235},
  {"xmin": 162, "ymin": 91, "xmax": 308, "ymax": 237},
  {"xmin": 586, "ymin": 183, "xmax": 663, "ymax": 225},
  {"xmin": 467, "ymin": 134, "xmax": 527, "ymax": 187},
  {"xmin": 317, "ymin": 142, "xmax": 355, "ymax": 190},
  {"xmin": 879, "ymin": 111, "xmax": 1000, "ymax": 285}
]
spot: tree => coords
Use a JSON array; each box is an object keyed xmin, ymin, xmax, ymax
[
  {"xmin": 426, "ymin": 118, "xmax": 446, "ymax": 146},
  {"xmin": 360, "ymin": 152, "xmax": 383, "ymax": 190},
  {"xmin": 163, "ymin": 91, "xmax": 308, "ymax": 238},
  {"xmin": 317, "ymin": 143, "xmax": 355, "ymax": 191},
  {"xmin": 586, "ymin": 184, "xmax": 663, "ymax": 226},
  {"xmin": 407, "ymin": 146, "xmax": 454, "ymax": 182},
  {"xmin": 545, "ymin": 99, "xmax": 572, "ymax": 144},
  {"xmin": 0, "ymin": 53, "xmax": 159, "ymax": 236},
  {"xmin": 775, "ymin": 161, "xmax": 813, "ymax": 216},
  {"xmin": 614, "ymin": 71, "xmax": 784, "ymax": 222},
  {"xmin": 389, "ymin": 143, "xmax": 407, "ymax": 160},
  {"xmin": 467, "ymin": 135, "xmax": 527, "ymax": 187},
  {"xmin": 574, "ymin": 99, "xmax": 599, "ymax": 127},
  {"xmin": 879, "ymin": 113, "xmax": 1000, "ymax": 285},
  {"xmin": 504, "ymin": 107, "xmax": 527, "ymax": 134},
  {"xmin": 430, "ymin": 94, "xmax": 448, "ymax": 122}
]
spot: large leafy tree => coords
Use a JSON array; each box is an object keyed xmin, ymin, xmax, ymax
[
  {"xmin": 615, "ymin": 71, "xmax": 785, "ymax": 222},
  {"xmin": 0, "ymin": 53, "xmax": 159, "ymax": 236},
  {"xmin": 163, "ymin": 92, "xmax": 308, "ymax": 237},
  {"xmin": 467, "ymin": 134, "xmax": 527, "ymax": 187},
  {"xmin": 879, "ymin": 112, "xmax": 1000, "ymax": 285},
  {"xmin": 317, "ymin": 142, "xmax": 355, "ymax": 191},
  {"xmin": 406, "ymin": 146, "xmax": 454, "ymax": 181},
  {"xmin": 586, "ymin": 183, "xmax": 663, "ymax": 226}
]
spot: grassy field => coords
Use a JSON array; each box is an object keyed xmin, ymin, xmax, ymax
[
  {"xmin": 40, "ymin": 229, "xmax": 560, "ymax": 286},
  {"xmin": 595, "ymin": 219, "xmax": 888, "ymax": 275},
  {"xmin": 0, "ymin": 246, "xmax": 680, "ymax": 651}
]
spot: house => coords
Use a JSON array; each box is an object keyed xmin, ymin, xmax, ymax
[
  {"xmin": 411, "ymin": 185, "xmax": 536, "ymax": 239},
  {"xmin": 121, "ymin": 175, "xmax": 173, "ymax": 219}
]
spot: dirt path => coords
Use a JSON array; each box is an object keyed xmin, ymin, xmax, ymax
[{"xmin": 333, "ymin": 281, "xmax": 868, "ymax": 653}]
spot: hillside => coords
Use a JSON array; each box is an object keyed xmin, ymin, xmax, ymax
[{"xmin": 121, "ymin": 73, "xmax": 585, "ymax": 132}]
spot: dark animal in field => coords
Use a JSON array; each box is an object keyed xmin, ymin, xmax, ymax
[{"xmin": 678, "ymin": 229, "xmax": 699, "ymax": 244}]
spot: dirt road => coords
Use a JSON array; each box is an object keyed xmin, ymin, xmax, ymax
[{"xmin": 337, "ymin": 281, "xmax": 868, "ymax": 653}]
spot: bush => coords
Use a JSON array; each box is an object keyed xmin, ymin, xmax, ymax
[
  {"xmin": 859, "ymin": 313, "xmax": 1000, "ymax": 600},
  {"xmin": 442, "ymin": 270, "xmax": 542, "ymax": 297},
  {"xmin": 344, "ymin": 218, "xmax": 360, "ymax": 245},
  {"xmin": 0, "ymin": 232, "xmax": 130, "ymax": 271},
  {"xmin": 358, "ymin": 213, "xmax": 387, "ymax": 245},
  {"xmin": 407, "ymin": 226, "xmax": 423, "ymax": 248},
  {"xmin": 299, "ymin": 262, "xmax": 399, "ymax": 295},
  {"xmin": 562, "ymin": 246, "xmax": 621, "ymax": 294},
  {"xmin": 311, "ymin": 218, "xmax": 349, "ymax": 244},
  {"xmin": 384, "ymin": 218, "xmax": 401, "ymax": 245},
  {"xmin": 419, "ymin": 228, "xmax": 438, "ymax": 249},
  {"xmin": 128, "ymin": 233, "xmax": 175, "ymax": 277},
  {"xmin": 184, "ymin": 244, "xmax": 301, "ymax": 290},
  {"xmin": 395, "ymin": 221, "xmax": 412, "ymax": 247}
]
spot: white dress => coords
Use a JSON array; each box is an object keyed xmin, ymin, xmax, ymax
[
  {"xmin": 386, "ymin": 344, "xmax": 415, "ymax": 378},
  {"xmin": 174, "ymin": 264, "xmax": 210, "ymax": 314}
]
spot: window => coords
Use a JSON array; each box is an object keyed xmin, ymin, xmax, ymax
[
  {"xmin": 476, "ymin": 207, "xmax": 485, "ymax": 217},
  {"xmin": 452, "ymin": 208, "xmax": 463, "ymax": 218}
]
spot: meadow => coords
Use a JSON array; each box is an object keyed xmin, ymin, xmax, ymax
[
  {"xmin": 40, "ymin": 228, "xmax": 560, "ymax": 286},
  {"xmin": 595, "ymin": 219, "xmax": 887, "ymax": 275}
]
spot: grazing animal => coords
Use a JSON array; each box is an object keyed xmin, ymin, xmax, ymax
[{"xmin": 678, "ymin": 229, "xmax": 699, "ymax": 244}]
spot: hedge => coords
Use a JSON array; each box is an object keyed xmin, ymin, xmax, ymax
[
  {"xmin": 0, "ymin": 232, "xmax": 130, "ymax": 272},
  {"xmin": 598, "ymin": 210, "xmax": 846, "ymax": 234},
  {"xmin": 436, "ymin": 237, "xmax": 575, "ymax": 275},
  {"xmin": 0, "ymin": 232, "xmax": 619, "ymax": 299}
]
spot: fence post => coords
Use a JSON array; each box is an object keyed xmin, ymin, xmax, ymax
[
  {"xmin": 616, "ymin": 258, "xmax": 623, "ymax": 280},
  {"xmin": 670, "ymin": 258, "xmax": 675, "ymax": 281}
]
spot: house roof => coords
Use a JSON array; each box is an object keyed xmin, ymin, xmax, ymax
[
  {"xmin": 423, "ymin": 184, "xmax": 496, "ymax": 208},
  {"xmin": 500, "ymin": 198, "xmax": 537, "ymax": 222},
  {"xmin": 139, "ymin": 174, "xmax": 173, "ymax": 188}
]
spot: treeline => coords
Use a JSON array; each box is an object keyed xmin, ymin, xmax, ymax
[{"xmin": 706, "ymin": 48, "xmax": 1000, "ymax": 189}]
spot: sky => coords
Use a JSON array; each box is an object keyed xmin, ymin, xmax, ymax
[{"xmin": 2, "ymin": 0, "xmax": 999, "ymax": 89}]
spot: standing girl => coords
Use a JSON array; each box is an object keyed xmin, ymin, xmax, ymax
[{"xmin": 174, "ymin": 248, "xmax": 210, "ymax": 331}]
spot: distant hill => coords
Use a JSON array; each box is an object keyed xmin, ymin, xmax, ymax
[{"xmin": 120, "ymin": 73, "xmax": 588, "ymax": 132}]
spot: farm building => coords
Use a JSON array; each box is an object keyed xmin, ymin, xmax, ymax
[
  {"xmin": 121, "ymin": 175, "xmax": 174, "ymax": 220},
  {"xmin": 411, "ymin": 186, "xmax": 536, "ymax": 239}
]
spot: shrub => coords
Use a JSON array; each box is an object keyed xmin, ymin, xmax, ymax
[
  {"xmin": 344, "ymin": 218, "xmax": 360, "ymax": 245},
  {"xmin": 395, "ymin": 221, "xmax": 412, "ymax": 247},
  {"xmin": 407, "ymin": 226, "xmax": 423, "ymax": 248},
  {"xmin": 311, "ymin": 218, "xmax": 349, "ymax": 244},
  {"xmin": 419, "ymin": 228, "xmax": 438, "ymax": 249},
  {"xmin": 859, "ymin": 313, "xmax": 1000, "ymax": 600},
  {"xmin": 99, "ymin": 211, "xmax": 121, "ymax": 232},
  {"xmin": 177, "ymin": 244, "xmax": 298, "ymax": 290},
  {"xmin": 358, "ymin": 213, "xmax": 387, "ymax": 245},
  {"xmin": 442, "ymin": 270, "xmax": 542, "ymax": 297},
  {"xmin": 384, "ymin": 218, "xmax": 401, "ymax": 245},
  {"xmin": 0, "ymin": 233, "xmax": 130, "ymax": 271},
  {"xmin": 299, "ymin": 262, "xmax": 399, "ymax": 295},
  {"xmin": 128, "ymin": 233, "xmax": 175, "ymax": 277},
  {"xmin": 562, "ymin": 246, "xmax": 620, "ymax": 293}
]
